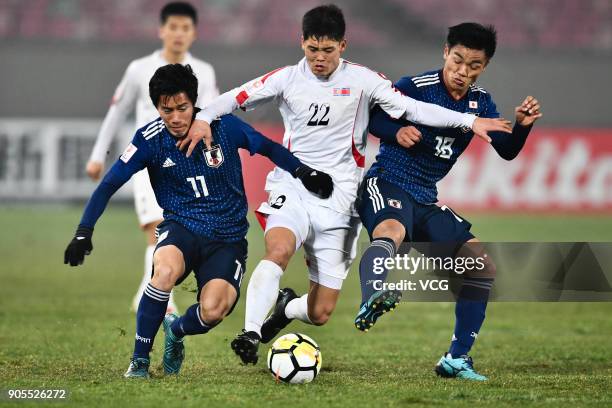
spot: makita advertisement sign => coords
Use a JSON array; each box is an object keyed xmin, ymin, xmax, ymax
[
  {"xmin": 240, "ymin": 127, "xmax": 612, "ymax": 212},
  {"xmin": 438, "ymin": 129, "xmax": 612, "ymax": 211}
]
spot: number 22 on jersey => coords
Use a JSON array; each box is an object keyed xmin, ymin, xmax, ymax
[{"xmin": 307, "ymin": 103, "xmax": 330, "ymax": 126}]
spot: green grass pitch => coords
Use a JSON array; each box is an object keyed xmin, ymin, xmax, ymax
[{"xmin": 1, "ymin": 205, "xmax": 611, "ymax": 407}]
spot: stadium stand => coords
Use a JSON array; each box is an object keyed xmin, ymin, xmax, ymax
[
  {"xmin": 0, "ymin": 0, "xmax": 388, "ymax": 46},
  {"xmin": 385, "ymin": 0, "xmax": 612, "ymax": 49}
]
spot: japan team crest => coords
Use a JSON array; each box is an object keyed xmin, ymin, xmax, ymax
[
  {"xmin": 204, "ymin": 145, "xmax": 224, "ymax": 168},
  {"xmin": 388, "ymin": 198, "xmax": 402, "ymax": 209}
]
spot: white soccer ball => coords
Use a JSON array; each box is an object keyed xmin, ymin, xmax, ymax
[{"xmin": 267, "ymin": 333, "xmax": 322, "ymax": 384}]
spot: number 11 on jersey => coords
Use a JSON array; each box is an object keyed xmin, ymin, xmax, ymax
[{"xmin": 187, "ymin": 176, "xmax": 209, "ymax": 198}]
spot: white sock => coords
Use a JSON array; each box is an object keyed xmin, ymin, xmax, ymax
[
  {"xmin": 244, "ymin": 260, "xmax": 283, "ymax": 336},
  {"xmin": 284, "ymin": 294, "xmax": 312, "ymax": 324},
  {"xmin": 132, "ymin": 245, "xmax": 156, "ymax": 310}
]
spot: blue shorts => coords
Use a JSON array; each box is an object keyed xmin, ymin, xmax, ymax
[
  {"xmin": 154, "ymin": 220, "xmax": 247, "ymax": 314},
  {"xmin": 357, "ymin": 177, "xmax": 474, "ymax": 251}
]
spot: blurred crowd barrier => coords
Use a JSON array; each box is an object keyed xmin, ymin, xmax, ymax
[{"xmin": 3, "ymin": 118, "xmax": 609, "ymax": 212}]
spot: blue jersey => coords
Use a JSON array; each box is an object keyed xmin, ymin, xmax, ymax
[
  {"xmin": 368, "ymin": 70, "xmax": 499, "ymax": 204},
  {"xmin": 80, "ymin": 114, "xmax": 301, "ymax": 242}
]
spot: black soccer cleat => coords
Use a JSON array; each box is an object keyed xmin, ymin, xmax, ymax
[
  {"xmin": 261, "ymin": 288, "xmax": 298, "ymax": 344},
  {"xmin": 230, "ymin": 330, "xmax": 261, "ymax": 365}
]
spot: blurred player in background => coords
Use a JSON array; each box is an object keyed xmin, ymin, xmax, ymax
[
  {"xmin": 361, "ymin": 22, "xmax": 542, "ymax": 380},
  {"xmin": 85, "ymin": 2, "xmax": 218, "ymax": 314},
  {"xmin": 64, "ymin": 64, "xmax": 333, "ymax": 378},
  {"xmin": 178, "ymin": 5, "xmax": 512, "ymax": 365}
]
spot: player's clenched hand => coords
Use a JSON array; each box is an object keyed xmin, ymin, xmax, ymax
[
  {"xmin": 86, "ymin": 161, "xmax": 104, "ymax": 181},
  {"xmin": 177, "ymin": 119, "xmax": 213, "ymax": 157},
  {"xmin": 472, "ymin": 117, "xmax": 512, "ymax": 143},
  {"xmin": 515, "ymin": 96, "xmax": 543, "ymax": 127},
  {"xmin": 64, "ymin": 226, "xmax": 93, "ymax": 267},
  {"xmin": 294, "ymin": 165, "xmax": 334, "ymax": 199},
  {"xmin": 395, "ymin": 126, "xmax": 422, "ymax": 148}
]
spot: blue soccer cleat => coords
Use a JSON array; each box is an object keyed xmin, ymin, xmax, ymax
[
  {"xmin": 162, "ymin": 313, "xmax": 185, "ymax": 375},
  {"xmin": 354, "ymin": 289, "xmax": 401, "ymax": 332},
  {"xmin": 434, "ymin": 353, "xmax": 488, "ymax": 381},
  {"xmin": 123, "ymin": 357, "xmax": 150, "ymax": 378}
]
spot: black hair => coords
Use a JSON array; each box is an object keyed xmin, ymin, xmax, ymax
[
  {"xmin": 149, "ymin": 64, "xmax": 198, "ymax": 107},
  {"xmin": 302, "ymin": 4, "xmax": 345, "ymax": 41},
  {"xmin": 160, "ymin": 2, "xmax": 198, "ymax": 25},
  {"xmin": 447, "ymin": 22, "xmax": 497, "ymax": 60}
]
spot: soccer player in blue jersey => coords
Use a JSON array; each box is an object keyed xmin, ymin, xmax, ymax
[
  {"xmin": 357, "ymin": 23, "xmax": 542, "ymax": 381},
  {"xmin": 63, "ymin": 64, "xmax": 333, "ymax": 378}
]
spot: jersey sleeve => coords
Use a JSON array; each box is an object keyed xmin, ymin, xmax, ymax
[
  {"xmin": 368, "ymin": 76, "xmax": 420, "ymax": 143},
  {"xmin": 79, "ymin": 132, "xmax": 151, "ymax": 228},
  {"xmin": 394, "ymin": 76, "xmax": 420, "ymax": 98},
  {"xmin": 89, "ymin": 62, "xmax": 140, "ymax": 163},
  {"xmin": 481, "ymin": 93, "xmax": 501, "ymax": 119},
  {"xmin": 365, "ymin": 69, "xmax": 476, "ymax": 129},
  {"xmin": 484, "ymin": 92, "xmax": 532, "ymax": 160},
  {"xmin": 490, "ymin": 122, "xmax": 532, "ymax": 160},
  {"xmin": 195, "ymin": 67, "xmax": 287, "ymax": 123},
  {"xmin": 222, "ymin": 115, "xmax": 301, "ymax": 175},
  {"xmin": 368, "ymin": 106, "xmax": 404, "ymax": 143}
]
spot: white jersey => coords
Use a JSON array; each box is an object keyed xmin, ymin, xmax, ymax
[
  {"xmin": 89, "ymin": 50, "xmax": 218, "ymax": 163},
  {"xmin": 196, "ymin": 57, "xmax": 475, "ymax": 215}
]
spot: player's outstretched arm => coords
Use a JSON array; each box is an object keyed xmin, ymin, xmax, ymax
[
  {"xmin": 64, "ymin": 168, "xmax": 131, "ymax": 266},
  {"xmin": 179, "ymin": 67, "xmax": 288, "ymax": 157},
  {"xmin": 64, "ymin": 137, "xmax": 149, "ymax": 266},
  {"xmin": 369, "ymin": 106, "xmax": 422, "ymax": 148},
  {"xmin": 178, "ymin": 91, "xmax": 238, "ymax": 156},
  {"xmin": 176, "ymin": 68, "xmax": 287, "ymax": 157},
  {"xmin": 369, "ymin": 71, "xmax": 513, "ymax": 142},
  {"xmin": 490, "ymin": 96, "xmax": 542, "ymax": 160},
  {"xmin": 403, "ymin": 96, "xmax": 513, "ymax": 142},
  {"xmin": 63, "ymin": 176, "xmax": 120, "ymax": 267},
  {"xmin": 227, "ymin": 115, "xmax": 333, "ymax": 198}
]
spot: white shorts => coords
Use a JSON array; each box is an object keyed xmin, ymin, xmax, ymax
[
  {"xmin": 256, "ymin": 188, "xmax": 361, "ymax": 290},
  {"xmin": 133, "ymin": 168, "xmax": 163, "ymax": 227}
]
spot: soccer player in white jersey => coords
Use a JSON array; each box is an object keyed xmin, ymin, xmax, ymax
[
  {"xmin": 178, "ymin": 4, "xmax": 512, "ymax": 364},
  {"xmin": 85, "ymin": 2, "xmax": 218, "ymax": 313}
]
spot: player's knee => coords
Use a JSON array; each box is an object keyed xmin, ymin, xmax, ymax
[
  {"xmin": 373, "ymin": 220, "xmax": 405, "ymax": 248},
  {"xmin": 483, "ymin": 257, "xmax": 497, "ymax": 279},
  {"xmin": 309, "ymin": 306, "xmax": 334, "ymax": 326},
  {"xmin": 465, "ymin": 255, "xmax": 497, "ymax": 280},
  {"xmin": 199, "ymin": 297, "xmax": 228, "ymax": 325},
  {"xmin": 264, "ymin": 244, "xmax": 293, "ymax": 270},
  {"xmin": 151, "ymin": 263, "xmax": 179, "ymax": 291}
]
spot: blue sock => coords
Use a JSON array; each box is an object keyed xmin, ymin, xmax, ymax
[
  {"xmin": 449, "ymin": 277, "xmax": 494, "ymax": 357},
  {"xmin": 359, "ymin": 238, "xmax": 396, "ymax": 303},
  {"xmin": 133, "ymin": 283, "xmax": 169, "ymax": 359},
  {"xmin": 170, "ymin": 303, "xmax": 213, "ymax": 338}
]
